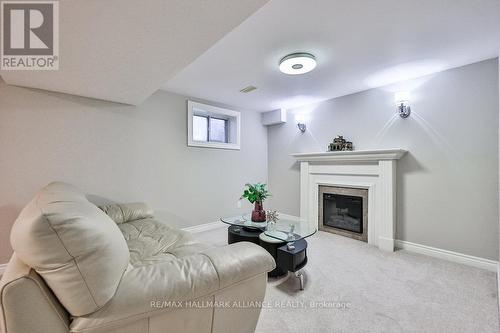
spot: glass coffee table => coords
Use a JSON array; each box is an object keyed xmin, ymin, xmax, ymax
[
  {"xmin": 221, "ymin": 214, "xmax": 316, "ymax": 243},
  {"xmin": 220, "ymin": 214, "xmax": 316, "ymax": 289}
]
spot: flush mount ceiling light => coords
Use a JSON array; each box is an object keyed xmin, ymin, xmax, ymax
[{"xmin": 279, "ymin": 52, "xmax": 316, "ymax": 75}]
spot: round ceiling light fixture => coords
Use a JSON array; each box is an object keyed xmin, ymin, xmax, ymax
[{"xmin": 279, "ymin": 52, "xmax": 317, "ymax": 75}]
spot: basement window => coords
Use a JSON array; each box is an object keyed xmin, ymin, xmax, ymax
[{"xmin": 188, "ymin": 101, "xmax": 241, "ymax": 150}]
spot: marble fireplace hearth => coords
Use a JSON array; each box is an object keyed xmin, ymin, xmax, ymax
[{"xmin": 292, "ymin": 149, "xmax": 407, "ymax": 252}]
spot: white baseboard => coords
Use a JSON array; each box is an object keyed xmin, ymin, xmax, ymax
[
  {"xmin": 497, "ymin": 263, "xmax": 500, "ymax": 315},
  {"xmin": 182, "ymin": 221, "xmax": 224, "ymax": 233},
  {"xmin": 395, "ymin": 240, "xmax": 498, "ymax": 272}
]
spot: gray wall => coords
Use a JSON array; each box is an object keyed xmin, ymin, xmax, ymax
[
  {"xmin": 0, "ymin": 81, "xmax": 267, "ymax": 263},
  {"xmin": 267, "ymin": 59, "xmax": 499, "ymax": 260},
  {"xmin": 1, "ymin": 59, "xmax": 498, "ymax": 263}
]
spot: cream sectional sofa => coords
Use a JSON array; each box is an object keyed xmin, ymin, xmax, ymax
[{"xmin": 0, "ymin": 182, "xmax": 275, "ymax": 333}]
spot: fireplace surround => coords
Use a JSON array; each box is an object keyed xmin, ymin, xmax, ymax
[
  {"xmin": 319, "ymin": 186, "xmax": 368, "ymax": 242},
  {"xmin": 292, "ymin": 149, "xmax": 407, "ymax": 252}
]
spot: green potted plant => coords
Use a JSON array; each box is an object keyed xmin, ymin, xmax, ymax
[{"xmin": 240, "ymin": 183, "xmax": 271, "ymax": 222}]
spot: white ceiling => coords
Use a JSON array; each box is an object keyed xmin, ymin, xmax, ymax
[
  {"xmin": 162, "ymin": 0, "xmax": 500, "ymax": 112},
  {"xmin": 0, "ymin": 0, "xmax": 269, "ymax": 105}
]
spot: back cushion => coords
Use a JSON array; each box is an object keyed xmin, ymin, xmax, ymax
[
  {"xmin": 99, "ymin": 202, "xmax": 154, "ymax": 224},
  {"xmin": 10, "ymin": 182, "xmax": 130, "ymax": 316}
]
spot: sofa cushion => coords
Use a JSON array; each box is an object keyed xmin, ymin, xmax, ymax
[
  {"xmin": 99, "ymin": 203, "xmax": 154, "ymax": 225},
  {"xmin": 117, "ymin": 217, "xmax": 210, "ymax": 267},
  {"xmin": 10, "ymin": 182, "xmax": 130, "ymax": 316},
  {"xmin": 97, "ymin": 204, "xmax": 210, "ymax": 267}
]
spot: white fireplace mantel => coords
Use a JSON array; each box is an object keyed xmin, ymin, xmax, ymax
[
  {"xmin": 291, "ymin": 149, "xmax": 407, "ymax": 162},
  {"xmin": 292, "ymin": 148, "xmax": 407, "ymax": 252}
]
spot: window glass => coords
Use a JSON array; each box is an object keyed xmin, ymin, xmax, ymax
[
  {"xmin": 192, "ymin": 115, "xmax": 208, "ymax": 142},
  {"xmin": 188, "ymin": 101, "xmax": 240, "ymax": 150},
  {"xmin": 209, "ymin": 118, "xmax": 227, "ymax": 143}
]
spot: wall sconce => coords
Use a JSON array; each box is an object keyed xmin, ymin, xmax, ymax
[
  {"xmin": 395, "ymin": 91, "xmax": 411, "ymax": 118},
  {"xmin": 295, "ymin": 114, "xmax": 306, "ymax": 132}
]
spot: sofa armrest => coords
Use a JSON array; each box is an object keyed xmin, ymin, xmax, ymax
[
  {"xmin": 71, "ymin": 242, "xmax": 275, "ymax": 332},
  {"xmin": 203, "ymin": 242, "xmax": 276, "ymax": 289},
  {"xmin": 1, "ymin": 254, "xmax": 69, "ymax": 333}
]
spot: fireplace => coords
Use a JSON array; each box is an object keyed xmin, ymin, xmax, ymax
[
  {"xmin": 293, "ymin": 149, "xmax": 406, "ymax": 251},
  {"xmin": 318, "ymin": 186, "xmax": 368, "ymax": 242}
]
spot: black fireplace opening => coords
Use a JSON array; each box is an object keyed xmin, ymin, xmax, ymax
[{"xmin": 323, "ymin": 193, "xmax": 363, "ymax": 234}]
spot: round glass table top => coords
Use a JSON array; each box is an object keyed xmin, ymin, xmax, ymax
[
  {"xmin": 220, "ymin": 214, "xmax": 317, "ymax": 242},
  {"xmin": 220, "ymin": 215, "xmax": 267, "ymax": 229}
]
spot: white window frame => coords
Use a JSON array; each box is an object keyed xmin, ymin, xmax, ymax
[{"xmin": 187, "ymin": 100, "xmax": 241, "ymax": 150}]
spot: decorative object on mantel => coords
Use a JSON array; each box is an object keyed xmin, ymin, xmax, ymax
[
  {"xmin": 240, "ymin": 183, "xmax": 271, "ymax": 222},
  {"xmin": 328, "ymin": 135, "xmax": 354, "ymax": 152}
]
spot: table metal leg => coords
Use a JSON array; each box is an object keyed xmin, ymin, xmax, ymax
[{"xmin": 295, "ymin": 270, "xmax": 304, "ymax": 290}]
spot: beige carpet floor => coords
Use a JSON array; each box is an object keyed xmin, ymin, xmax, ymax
[{"xmin": 194, "ymin": 227, "xmax": 499, "ymax": 333}]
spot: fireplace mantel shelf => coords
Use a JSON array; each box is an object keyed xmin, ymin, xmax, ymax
[{"xmin": 291, "ymin": 149, "xmax": 407, "ymax": 162}]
